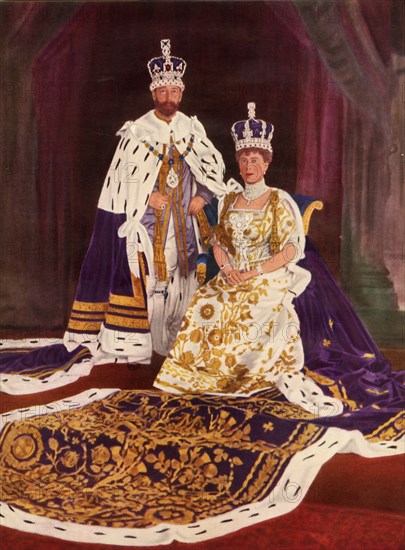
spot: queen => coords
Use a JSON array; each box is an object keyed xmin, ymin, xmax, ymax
[{"xmin": 154, "ymin": 103, "xmax": 342, "ymax": 417}]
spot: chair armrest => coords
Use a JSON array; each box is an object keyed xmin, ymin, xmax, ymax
[
  {"xmin": 302, "ymin": 200, "xmax": 323, "ymax": 235},
  {"xmin": 292, "ymin": 194, "xmax": 324, "ymax": 235}
]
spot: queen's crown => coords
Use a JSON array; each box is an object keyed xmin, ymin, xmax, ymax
[{"xmin": 231, "ymin": 103, "xmax": 274, "ymax": 152}]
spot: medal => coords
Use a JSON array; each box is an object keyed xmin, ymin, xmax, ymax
[
  {"xmin": 167, "ymin": 166, "xmax": 179, "ymax": 188},
  {"xmin": 142, "ymin": 135, "xmax": 194, "ymax": 190}
]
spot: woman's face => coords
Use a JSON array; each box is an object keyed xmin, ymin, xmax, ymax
[{"xmin": 238, "ymin": 151, "xmax": 269, "ymax": 185}]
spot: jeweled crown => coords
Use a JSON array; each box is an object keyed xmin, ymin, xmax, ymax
[
  {"xmin": 231, "ymin": 102, "xmax": 274, "ymax": 152},
  {"xmin": 147, "ymin": 39, "xmax": 186, "ymax": 91}
]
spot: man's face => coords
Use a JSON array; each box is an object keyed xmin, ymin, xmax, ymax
[
  {"xmin": 238, "ymin": 151, "xmax": 269, "ymax": 185},
  {"xmin": 152, "ymin": 85, "xmax": 183, "ymax": 117}
]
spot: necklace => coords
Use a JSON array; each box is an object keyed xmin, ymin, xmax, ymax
[
  {"xmin": 142, "ymin": 135, "xmax": 194, "ymax": 188},
  {"xmin": 242, "ymin": 180, "xmax": 269, "ymax": 205}
]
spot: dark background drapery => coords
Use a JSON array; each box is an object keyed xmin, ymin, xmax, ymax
[{"xmin": 1, "ymin": 1, "xmax": 403, "ymax": 347}]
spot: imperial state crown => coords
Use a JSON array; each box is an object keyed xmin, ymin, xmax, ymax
[{"xmin": 147, "ymin": 39, "xmax": 186, "ymax": 91}]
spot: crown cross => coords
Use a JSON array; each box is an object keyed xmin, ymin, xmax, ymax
[
  {"xmin": 248, "ymin": 102, "xmax": 256, "ymax": 119},
  {"xmin": 161, "ymin": 39, "xmax": 171, "ymax": 60}
]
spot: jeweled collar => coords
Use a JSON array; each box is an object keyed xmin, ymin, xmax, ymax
[{"xmin": 242, "ymin": 179, "xmax": 269, "ymax": 205}]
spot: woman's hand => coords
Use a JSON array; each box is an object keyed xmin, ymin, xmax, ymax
[
  {"xmin": 149, "ymin": 191, "xmax": 169, "ymax": 211},
  {"xmin": 224, "ymin": 268, "xmax": 245, "ymax": 286},
  {"xmin": 282, "ymin": 242, "xmax": 297, "ymax": 262}
]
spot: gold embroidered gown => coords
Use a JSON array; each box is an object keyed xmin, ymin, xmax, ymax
[{"xmin": 154, "ymin": 188, "xmax": 343, "ymax": 416}]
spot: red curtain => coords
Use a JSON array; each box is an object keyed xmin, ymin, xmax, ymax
[{"xmin": 1, "ymin": 1, "xmax": 401, "ymax": 337}]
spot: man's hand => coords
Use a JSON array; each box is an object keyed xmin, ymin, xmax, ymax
[
  {"xmin": 149, "ymin": 192, "xmax": 169, "ymax": 211},
  {"xmin": 188, "ymin": 195, "xmax": 206, "ymax": 215}
]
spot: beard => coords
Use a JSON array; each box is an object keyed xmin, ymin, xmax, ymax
[{"xmin": 154, "ymin": 98, "xmax": 180, "ymax": 117}]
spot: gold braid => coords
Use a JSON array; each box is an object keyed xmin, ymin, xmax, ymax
[
  {"xmin": 269, "ymin": 190, "xmax": 281, "ymax": 254},
  {"xmin": 173, "ymin": 147, "xmax": 189, "ymax": 275},
  {"xmin": 154, "ymin": 144, "xmax": 169, "ymax": 281},
  {"xmin": 213, "ymin": 192, "xmax": 237, "ymax": 256}
]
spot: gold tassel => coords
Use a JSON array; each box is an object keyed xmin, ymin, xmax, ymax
[
  {"xmin": 196, "ymin": 262, "xmax": 207, "ymax": 285},
  {"xmin": 196, "ymin": 210, "xmax": 212, "ymax": 245}
]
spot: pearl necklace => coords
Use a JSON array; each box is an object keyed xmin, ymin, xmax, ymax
[{"xmin": 242, "ymin": 179, "xmax": 269, "ymax": 205}]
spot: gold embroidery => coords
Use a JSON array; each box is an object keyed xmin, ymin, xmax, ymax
[
  {"xmin": 171, "ymin": 167, "xmax": 189, "ymax": 276},
  {"xmin": 365, "ymin": 411, "xmax": 404, "ymax": 442},
  {"xmin": 69, "ymin": 312, "xmax": 105, "ymax": 320},
  {"xmin": 196, "ymin": 210, "xmax": 212, "ymax": 246},
  {"xmin": 175, "ymin": 153, "xmax": 189, "ymax": 276},
  {"xmin": 139, "ymin": 251, "xmax": 148, "ymax": 283},
  {"xmin": 110, "ymin": 294, "xmax": 144, "ymax": 308},
  {"xmin": 0, "ymin": 389, "xmax": 327, "ymax": 529},
  {"xmin": 154, "ymin": 144, "xmax": 170, "ymax": 281},
  {"xmin": 366, "ymin": 388, "xmax": 389, "ymax": 395},
  {"xmin": 269, "ymin": 190, "xmax": 280, "ymax": 254},
  {"xmin": 71, "ymin": 301, "xmax": 109, "ymax": 312},
  {"xmin": 196, "ymin": 262, "xmax": 207, "ymax": 285},
  {"xmin": 105, "ymin": 314, "xmax": 149, "ymax": 330},
  {"xmin": 303, "ymin": 367, "xmax": 358, "ymax": 410},
  {"xmin": 130, "ymin": 274, "xmax": 147, "ymax": 309},
  {"xmin": 213, "ymin": 192, "xmax": 237, "ymax": 255},
  {"xmin": 107, "ymin": 306, "xmax": 148, "ymax": 318},
  {"xmin": 1, "ymin": 424, "xmax": 44, "ymax": 470},
  {"xmin": 67, "ymin": 320, "xmax": 102, "ymax": 331},
  {"xmin": 363, "ymin": 353, "xmax": 376, "ymax": 358}
]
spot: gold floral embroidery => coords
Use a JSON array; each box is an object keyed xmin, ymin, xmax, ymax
[
  {"xmin": 263, "ymin": 422, "xmax": 274, "ymax": 432},
  {"xmin": 155, "ymin": 192, "xmax": 308, "ymax": 396},
  {"xmin": 1, "ymin": 424, "xmax": 44, "ymax": 471},
  {"xmin": 199, "ymin": 304, "xmax": 215, "ymax": 320},
  {"xmin": 0, "ymin": 389, "xmax": 331, "ymax": 529}
]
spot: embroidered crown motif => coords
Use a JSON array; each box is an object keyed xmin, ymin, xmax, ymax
[
  {"xmin": 231, "ymin": 102, "xmax": 274, "ymax": 152},
  {"xmin": 147, "ymin": 39, "xmax": 186, "ymax": 91}
]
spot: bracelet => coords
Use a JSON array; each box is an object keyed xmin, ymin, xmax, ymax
[
  {"xmin": 220, "ymin": 263, "xmax": 231, "ymax": 271},
  {"xmin": 256, "ymin": 262, "xmax": 264, "ymax": 276}
]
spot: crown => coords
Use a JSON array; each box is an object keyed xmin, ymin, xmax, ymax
[
  {"xmin": 147, "ymin": 39, "xmax": 186, "ymax": 91},
  {"xmin": 231, "ymin": 102, "xmax": 274, "ymax": 152}
]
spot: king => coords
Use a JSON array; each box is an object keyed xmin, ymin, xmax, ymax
[{"xmin": 64, "ymin": 39, "xmax": 227, "ymax": 365}]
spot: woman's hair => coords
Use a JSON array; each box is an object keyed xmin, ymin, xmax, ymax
[{"xmin": 236, "ymin": 147, "xmax": 273, "ymax": 164}]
